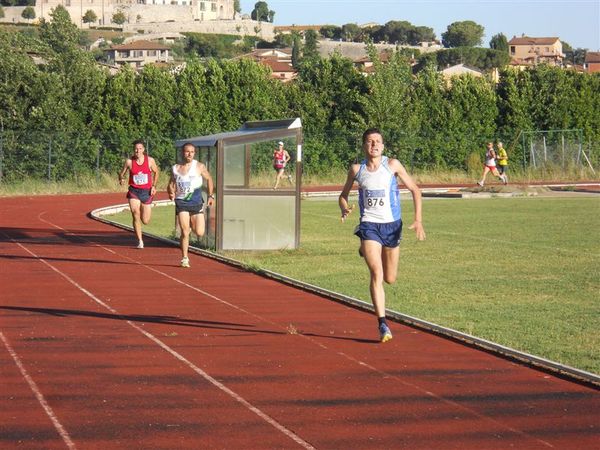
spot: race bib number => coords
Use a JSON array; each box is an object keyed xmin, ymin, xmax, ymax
[
  {"xmin": 364, "ymin": 189, "xmax": 385, "ymax": 208},
  {"xmin": 177, "ymin": 180, "xmax": 192, "ymax": 195},
  {"xmin": 133, "ymin": 173, "xmax": 148, "ymax": 185}
]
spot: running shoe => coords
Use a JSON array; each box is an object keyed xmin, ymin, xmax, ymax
[
  {"xmin": 180, "ymin": 257, "xmax": 190, "ymax": 268},
  {"xmin": 477, "ymin": 181, "xmax": 484, "ymax": 187},
  {"xmin": 137, "ymin": 240, "xmax": 144, "ymax": 249},
  {"xmin": 379, "ymin": 323, "xmax": 393, "ymax": 343}
]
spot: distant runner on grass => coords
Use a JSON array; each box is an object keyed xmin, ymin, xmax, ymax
[
  {"xmin": 477, "ymin": 142, "xmax": 507, "ymax": 187},
  {"xmin": 118, "ymin": 140, "xmax": 160, "ymax": 249},
  {"xmin": 339, "ymin": 128, "xmax": 426, "ymax": 343}
]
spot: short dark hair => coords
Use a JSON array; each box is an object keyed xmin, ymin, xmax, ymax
[
  {"xmin": 132, "ymin": 139, "xmax": 145, "ymax": 148},
  {"xmin": 181, "ymin": 142, "xmax": 195, "ymax": 151},
  {"xmin": 362, "ymin": 128, "xmax": 383, "ymax": 145}
]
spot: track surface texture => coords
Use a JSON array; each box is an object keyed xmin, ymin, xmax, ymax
[{"xmin": 1, "ymin": 193, "xmax": 598, "ymax": 449}]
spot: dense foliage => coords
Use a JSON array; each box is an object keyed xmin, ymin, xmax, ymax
[
  {"xmin": 0, "ymin": 13, "xmax": 599, "ymax": 182},
  {"xmin": 319, "ymin": 20, "xmax": 435, "ymax": 45}
]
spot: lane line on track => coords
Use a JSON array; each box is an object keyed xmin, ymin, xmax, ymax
[
  {"xmin": 0, "ymin": 331, "xmax": 77, "ymax": 450},
  {"xmin": 31, "ymin": 215, "xmax": 555, "ymax": 448},
  {"xmin": 6, "ymin": 233, "xmax": 316, "ymax": 450}
]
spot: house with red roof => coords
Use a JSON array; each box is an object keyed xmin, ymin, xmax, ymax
[
  {"xmin": 584, "ymin": 52, "xmax": 600, "ymax": 73},
  {"xmin": 508, "ymin": 36, "xmax": 564, "ymax": 68},
  {"xmin": 105, "ymin": 40, "xmax": 171, "ymax": 69}
]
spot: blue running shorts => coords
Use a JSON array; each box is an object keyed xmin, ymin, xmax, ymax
[{"xmin": 354, "ymin": 219, "xmax": 403, "ymax": 248}]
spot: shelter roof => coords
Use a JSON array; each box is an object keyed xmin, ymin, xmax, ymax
[{"xmin": 175, "ymin": 118, "xmax": 302, "ymax": 148}]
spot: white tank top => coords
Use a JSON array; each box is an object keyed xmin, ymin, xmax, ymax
[
  {"xmin": 173, "ymin": 160, "xmax": 203, "ymax": 202},
  {"xmin": 355, "ymin": 156, "xmax": 401, "ymax": 223}
]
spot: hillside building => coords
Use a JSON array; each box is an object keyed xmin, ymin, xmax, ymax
[{"xmin": 508, "ymin": 36, "xmax": 564, "ymax": 67}]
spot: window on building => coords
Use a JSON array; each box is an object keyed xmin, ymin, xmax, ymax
[
  {"xmin": 200, "ymin": 2, "xmax": 205, "ymax": 11},
  {"xmin": 65, "ymin": 0, "xmax": 70, "ymax": 5},
  {"xmin": 148, "ymin": 50, "xmax": 157, "ymax": 56},
  {"xmin": 211, "ymin": 2, "xmax": 216, "ymax": 12},
  {"xmin": 118, "ymin": 51, "xmax": 129, "ymax": 58},
  {"xmin": 510, "ymin": 46, "xmax": 515, "ymax": 55},
  {"xmin": 133, "ymin": 50, "xmax": 144, "ymax": 57}
]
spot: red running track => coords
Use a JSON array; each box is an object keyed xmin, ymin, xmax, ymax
[{"xmin": 1, "ymin": 193, "xmax": 598, "ymax": 449}]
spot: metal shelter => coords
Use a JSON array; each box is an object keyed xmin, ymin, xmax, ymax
[{"xmin": 174, "ymin": 118, "xmax": 303, "ymax": 251}]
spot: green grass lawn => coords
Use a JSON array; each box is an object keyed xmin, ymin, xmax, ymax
[{"xmin": 109, "ymin": 195, "xmax": 600, "ymax": 374}]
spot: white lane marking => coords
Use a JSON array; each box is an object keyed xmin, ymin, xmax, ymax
[
  {"xmin": 0, "ymin": 332, "xmax": 77, "ymax": 450},
  {"xmin": 9, "ymin": 237, "xmax": 315, "ymax": 450},
  {"xmin": 35, "ymin": 215, "xmax": 554, "ymax": 448}
]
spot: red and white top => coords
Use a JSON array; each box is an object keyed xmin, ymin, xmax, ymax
[{"xmin": 129, "ymin": 156, "xmax": 152, "ymax": 189}]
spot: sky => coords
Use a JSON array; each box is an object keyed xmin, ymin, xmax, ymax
[{"xmin": 240, "ymin": 0, "xmax": 600, "ymax": 50}]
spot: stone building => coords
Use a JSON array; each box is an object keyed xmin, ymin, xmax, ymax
[{"xmin": 6, "ymin": 0, "xmax": 234, "ymax": 28}]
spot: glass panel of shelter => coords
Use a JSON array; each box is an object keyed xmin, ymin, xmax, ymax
[{"xmin": 223, "ymin": 136, "xmax": 297, "ymax": 190}]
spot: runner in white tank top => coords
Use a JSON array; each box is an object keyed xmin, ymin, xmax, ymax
[
  {"xmin": 355, "ymin": 155, "xmax": 401, "ymax": 224},
  {"xmin": 168, "ymin": 143, "xmax": 215, "ymax": 268},
  {"xmin": 339, "ymin": 128, "xmax": 426, "ymax": 343}
]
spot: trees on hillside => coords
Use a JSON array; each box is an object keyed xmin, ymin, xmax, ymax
[
  {"xmin": 442, "ymin": 21, "xmax": 484, "ymax": 47},
  {"xmin": 112, "ymin": 10, "xmax": 126, "ymax": 25},
  {"xmin": 1, "ymin": 24, "xmax": 599, "ymax": 180},
  {"xmin": 21, "ymin": 6, "xmax": 35, "ymax": 21},
  {"xmin": 83, "ymin": 10, "xmax": 98, "ymax": 26},
  {"xmin": 489, "ymin": 33, "xmax": 508, "ymax": 52},
  {"xmin": 251, "ymin": 1, "xmax": 274, "ymax": 22}
]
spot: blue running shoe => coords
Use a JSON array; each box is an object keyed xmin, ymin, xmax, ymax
[{"xmin": 379, "ymin": 323, "xmax": 393, "ymax": 343}]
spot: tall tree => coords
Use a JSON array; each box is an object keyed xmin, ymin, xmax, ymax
[
  {"xmin": 362, "ymin": 45, "xmax": 417, "ymax": 163},
  {"xmin": 341, "ymin": 23, "xmax": 361, "ymax": 42},
  {"xmin": 319, "ymin": 25, "xmax": 340, "ymax": 40},
  {"xmin": 442, "ymin": 21, "xmax": 484, "ymax": 48},
  {"xmin": 291, "ymin": 34, "xmax": 301, "ymax": 68},
  {"xmin": 21, "ymin": 5, "xmax": 35, "ymax": 21},
  {"xmin": 251, "ymin": 1, "xmax": 272, "ymax": 22},
  {"xmin": 562, "ymin": 41, "xmax": 587, "ymax": 66},
  {"xmin": 83, "ymin": 10, "xmax": 98, "ymax": 26},
  {"xmin": 39, "ymin": 5, "xmax": 81, "ymax": 54},
  {"xmin": 303, "ymin": 29, "xmax": 319, "ymax": 62},
  {"xmin": 112, "ymin": 10, "xmax": 127, "ymax": 25},
  {"xmin": 489, "ymin": 33, "xmax": 508, "ymax": 52}
]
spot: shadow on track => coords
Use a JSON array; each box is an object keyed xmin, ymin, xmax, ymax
[{"xmin": 0, "ymin": 306, "xmax": 376, "ymax": 343}]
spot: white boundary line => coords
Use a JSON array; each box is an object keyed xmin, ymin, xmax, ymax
[
  {"xmin": 79, "ymin": 210, "xmax": 563, "ymax": 446},
  {"xmin": 0, "ymin": 331, "xmax": 77, "ymax": 450},
  {"xmin": 90, "ymin": 202, "xmax": 600, "ymax": 388},
  {"xmin": 7, "ymin": 236, "xmax": 315, "ymax": 450}
]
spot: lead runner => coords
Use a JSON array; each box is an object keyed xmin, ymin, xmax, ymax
[{"xmin": 339, "ymin": 128, "xmax": 426, "ymax": 342}]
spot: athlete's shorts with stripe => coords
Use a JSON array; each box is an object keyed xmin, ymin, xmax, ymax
[
  {"xmin": 175, "ymin": 199, "xmax": 204, "ymax": 216},
  {"xmin": 354, "ymin": 219, "xmax": 403, "ymax": 248},
  {"xmin": 127, "ymin": 186, "xmax": 153, "ymax": 205}
]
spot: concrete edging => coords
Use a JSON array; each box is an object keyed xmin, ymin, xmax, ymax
[{"xmin": 90, "ymin": 200, "xmax": 600, "ymax": 389}]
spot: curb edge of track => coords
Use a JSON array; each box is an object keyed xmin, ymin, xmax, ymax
[{"xmin": 90, "ymin": 201, "xmax": 600, "ymax": 390}]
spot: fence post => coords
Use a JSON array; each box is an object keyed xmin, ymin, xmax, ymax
[
  {"xmin": 48, "ymin": 138, "xmax": 52, "ymax": 182},
  {"xmin": 96, "ymin": 144, "xmax": 101, "ymax": 180},
  {"xmin": 0, "ymin": 130, "xmax": 3, "ymax": 183}
]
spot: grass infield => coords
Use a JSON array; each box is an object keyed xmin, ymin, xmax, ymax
[{"xmin": 110, "ymin": 194, "xmax": 600, "ymax": 374}]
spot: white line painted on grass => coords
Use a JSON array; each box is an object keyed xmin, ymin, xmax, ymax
[
  {"xmin": 0, "ymin": 332, "xmax": 77, "ymax": 450},
  {"xmin": 9, "ymin": 236, "xmax": 316, "ymax": 450}
]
